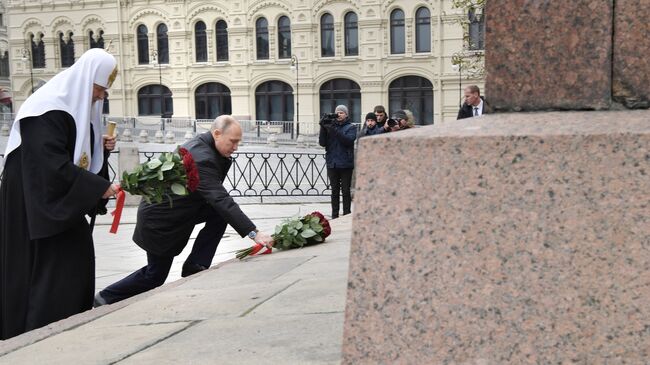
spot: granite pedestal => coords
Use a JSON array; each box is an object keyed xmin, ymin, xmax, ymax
[{"xmin": 343, "ymin": 111, "xmax": 650, "ymax": 363}]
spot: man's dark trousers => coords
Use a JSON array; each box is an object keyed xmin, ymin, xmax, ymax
[
  {"xmin": 99, "ymin": 212, "xmax": 227, "ymax": 304},
  {"xmin": 328, "ymin": 167, "xmax": 353, "ymax": 218}
]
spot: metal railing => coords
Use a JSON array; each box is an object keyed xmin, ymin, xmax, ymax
[{"xmin": 108, "ymin": 150, "xmax": 331, "ymax": 199}]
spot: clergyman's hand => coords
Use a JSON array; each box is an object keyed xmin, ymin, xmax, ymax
[
  {"xmin": 103, "ymin": 135, "xmax": 117, "ymax": 152},
  {"xmin": 254, "ymin": 231, "xmax": 274, "ymax": 248},
  {"xmin": 102, "ymin": 183, "xmax": 120, "ymax": 199}
]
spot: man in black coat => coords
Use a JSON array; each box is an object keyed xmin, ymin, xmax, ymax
[
  {"xmin": 95, "ymin": 115, "xmax": 273, "ymax": 305},
  {"xmin": 457, "ymin": 85, "xmax": 490, "ymax": 120}
]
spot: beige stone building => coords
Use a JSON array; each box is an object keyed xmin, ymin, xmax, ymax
[{"xmin": 6, "ymin": 0, "xmax": 484, "ymax": 126}]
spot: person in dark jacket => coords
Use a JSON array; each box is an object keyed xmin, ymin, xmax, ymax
[
  {"xmin": 456, "ymin": 85, "xmax": 490, "ymax": 119},
  {"xmin": 94, "ymin": 115, "xmax": 273, "ymax": 306},
  {"xmin": 359, "ymin": 112, "xmax": 384, "ymax": 138},
  {"xmin": 319, "ymin": 105, "xmax": 357, "ymax": 219}
]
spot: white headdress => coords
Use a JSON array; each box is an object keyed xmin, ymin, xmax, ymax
[{"xmin": 5, "ymin": 48, "xmax": 117, "ymax": 173}]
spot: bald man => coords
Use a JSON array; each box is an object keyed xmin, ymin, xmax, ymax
[{"xmin": 95, "ymin": 116, "xmax": 273, "ymax": 306}]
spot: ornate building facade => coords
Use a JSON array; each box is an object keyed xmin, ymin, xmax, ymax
[{"xmin": 7, "ymin": 0, "xmax": 484, "ymax": 125}]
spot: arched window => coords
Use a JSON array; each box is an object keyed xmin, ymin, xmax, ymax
[
  {"xmin": 195, "ymin": 21, "xmax": 207, "ymax": 62},
  {"xmin": 319, "ymin": 79, "xmax": 361, "ymax": 123},
  {"xmin": 415, "ymin": 7, "xmax": 431, "ymax": 53},
  {"xmin": 156, "ymin": 24, "xmax": 169, "ymax": 64},
  {"xmin": 195, "ymin": 82, "xmax": 232, "ymax": 119},
  {"xmin": 138, "ymin": 85, "xmax": 173, "ymax": 117},
  {"xmin": 468, "ymin": 8, "xmax": 485, "ymax": 50},
  {"xmin": 390, "ymin": 9, "xmax": 405, "ymax": 54},
  {"xmin": 89, "ymin": 30, "xmax": 104, "ymax": 49},
  {"xmin": 344, "ymin": 12, "xmax": 358, "ymax": 56},
  {"xmin": 0, "ymin": 51, "xmax": 9, "ymax": 77},
  {"xmin": 320, "ymin": 13, "xmax": 335, "ymax": 57},
  {"xmin": 31, "ymin": 33, "xmax": 45, "ymax": 68},
  {"xmin": 255, "ymin": 81, "xmax": 293, "ymax": 124},
  {"xmin": 277, "ymin": 16, "xmax": 291, "ymax": 59},
  {"xmin": 103, "ymin": 93, "xmax": 109, "ymax": 114},
  {"xmin": 137, "ymin": 25, "xmax": 149, "ymax": 64},
  {"xmin": 59, "ymin": 32, "xmax": 75, "ymax": 67},
  {"xmin": 389, "ymin": 76, "xmax": 433, "ymax": 125},
  {"xmin": 215, "ymin": 20, "xmax": 229, "ymax": 62},
  {"xmin": 256, "ymin": 18, "xmax": 269, "ymax": 60}
]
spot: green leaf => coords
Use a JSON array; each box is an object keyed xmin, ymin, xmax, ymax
[
  {"xmin": 294, "ymin": 221, "xmax": 303, "ymax": 230},
  {"xmin": 161, "ymin": 161, "xmax": 175, "ymax": 171},
  {"xmin": 274, "ymin": 225, "xmax": 283, "ymax": 235},
  {"xmin": 157, "ymin": 168, "xmax": 164, "ymax": 180},
  {"xmin": 301, "ymin": 229, "xmax": 317, "ymax": 238},
  {"xmin": 171, "ymin": 183, "xmax": 187, "ymax": 195},
  {"xmin": 147, "ymin": 159, "xmax": 162, "ymax": 170}
]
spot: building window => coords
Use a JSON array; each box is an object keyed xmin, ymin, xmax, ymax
[
  {"xmin": 89, "ymin": 30, "xmax": 104, "ymax": 49},
  {"xmin": 415, "ymin": 7, "xmax": 431, "ymax": 53},
  {"xmin": 103, "ymin": 93, "xmax": 109, "ymax": 114},
  {"xmin": 137, "ymin": 25, "xmax": 149, "ymax": 64},
  {"xmin": 390, "ymin": 9, "xmax": 405, "ymax": 54},
  {"xmin": 256, "ymin": 18, "xmax": 269, "ymax": 60},
  {"xmin": 0, "ymin": 51, "xmax": 9, "ymax": 77},
  {"xmin": 59, "ymin": 32, "xmax": 75, "ymax": 67},
  {"xmin": 0, "ymin": 14, "xmax": 3, "ymax": 27},
  {"xmin": 389, "ymin": 76, "xmax": 433, "ymax": 125},
  {"xmin": 320, "ymin": 13, "xmax": 335, "ymax": 57},
  {"xmin": 215, "ymin": 20, "xmax": 229, "ymax": 62},
  {"xmin": 156, "ymin": 24, "xmax": 169, "ymax": 64},
  {"xmin": 255, "ymin": 81, "xmax": 293, "ymax": 126},
  {"xmin": 31, "ymin": 33, "xmax": 45, "ymax": 69},
  {"xmin": 195, "ymin": 82, "xmax": 232, "ymax": 120},
  {"xmin": 195, "ymin": 21, "xmax": 207, "ymax": 62},
  {"xmin": 344, "ymin": 12, "xmax": 358, "ymax": 56},
  {"xmin": 277, "ymin": 16, "xmax": 291, "ymax": 59},
  {"xmin": 138, "ymin": 84, "xmax": 173, "ymax": 117},
  {"xmin": 468, "ymin": 8, "xmax": 485, "ymax": 50},
  {"xmin": 319, "ymin": 79, "xmax": 361, "ymax": 123}
]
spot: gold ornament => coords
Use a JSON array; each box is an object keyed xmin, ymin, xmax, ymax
[{"xmin": 79, "ymin": 152, "xmax": 89, "ymax": 170}]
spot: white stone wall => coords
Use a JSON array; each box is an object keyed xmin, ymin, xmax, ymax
[{"xmin": 7, "ymin": 0, "xmax": 484, "ymax": 124}]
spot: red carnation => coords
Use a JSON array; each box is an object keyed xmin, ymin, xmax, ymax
[{"xmin": 179, "ymin": 147, "xmax": 200, "ymax": 192}]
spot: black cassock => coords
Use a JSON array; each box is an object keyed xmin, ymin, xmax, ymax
[{"xmin": 0, "ymin": 110, "xmax": 110, "ymax": 340}]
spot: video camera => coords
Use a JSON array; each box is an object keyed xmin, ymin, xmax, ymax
[{"xmin": 319, "ymin": 113, "xmax": 338, "ymax": 127}]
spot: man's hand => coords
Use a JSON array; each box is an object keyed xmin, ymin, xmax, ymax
[
  {"xmin": 103, "ymin": 135, "xmax": 117, "ymax": 152},
  {"xmin": 254, "ymin": 231, "xmax": 274, "ymax": 248},
  {"xmin": 102, "ymin": 183, "xmax": 120, "ymax": 199}
]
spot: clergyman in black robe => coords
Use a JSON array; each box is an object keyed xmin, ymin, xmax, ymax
[{"xmin": 0, "ymin": 49, "xmax": 119, "ymax": 340}]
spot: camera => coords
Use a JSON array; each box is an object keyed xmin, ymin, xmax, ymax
[
  {"xmin": 386, "ymin": 118, "xmax": 398, "ymax": 128},
  {"xmin": 320, "ymin": 113, "xmax": 338, "ymax": 127}
]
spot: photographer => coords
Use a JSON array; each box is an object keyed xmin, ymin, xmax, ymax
[{"xmin": 319, "ymin": 105, "xmax": 357, "ymax": 219}]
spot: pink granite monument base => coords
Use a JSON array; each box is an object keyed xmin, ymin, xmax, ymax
[{"xmin": 342, "ymin": 111, "xmax": 650, "ymax": 363}]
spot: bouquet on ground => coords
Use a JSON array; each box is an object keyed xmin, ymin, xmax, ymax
[
  {"xmin": 120, "ymin": 147, "xmax": 200, "ymax": 204},
  {"xmin": 236, "ymin": 211, "xmax": 331, "ymax": 260}
]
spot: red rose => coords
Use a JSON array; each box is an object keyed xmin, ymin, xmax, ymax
[
  {"xmin": 310, "ymin": 211, "xmax": 331, "ymax": 238},
  {"xmin": 179, "ymin": 148, "xmax": 200, "ymax": 192}
]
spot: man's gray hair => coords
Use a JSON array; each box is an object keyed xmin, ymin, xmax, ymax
[{"xmin": 211, "ymin": 115, "xmax": 238, "ymax": 133}]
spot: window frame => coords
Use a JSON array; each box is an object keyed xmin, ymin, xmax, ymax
[
  {"xmin": 195, "ymin": 21, "xmax": 208, "ymax": 62},
  {"xmin": 320, "ymin": 13, "xmax": 335, "ymax": 57},
  {"xmin": 415, "ymin": 7, "xmax": 431, "ymax": 53},
  {"xmin": 277, "ymin": 16, "xmax": 292, "ymax": 59},
  {"xmin": 215, "ymin": 20, "xmax": 229, "ymax": 62},
  {"xmin": 390, "ymin": 9, "xmax": 406, "ymax": 55},
  {"xmin": 195, "ymin": 82, "xmax": 232, "ymax": 119},
  {"xmin": 344, "ymin": 12, "xmax": 359, "ymax": 56},
  {"xmin": 256, "ymin": 17, "xmax": 270, "ymax": 60},
  {"xmin": 156, "ymin": 23, "xmax": 169, "ymax": 64},
  {"xmin": 137, "ymin": 24, "xmax": 149, "ymax": 65}
]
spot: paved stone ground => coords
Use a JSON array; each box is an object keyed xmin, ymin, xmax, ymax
[
  {"xmin": 0, "ymin": 215, "xmax": 352, "ymax": 365},
  {"xmin": 93, "ymin": 202, "xmax": 332, "ymax": 292}
]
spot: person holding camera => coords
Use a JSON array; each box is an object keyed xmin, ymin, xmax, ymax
[{"xmin": 319, "ymin": 105, "xmax": 357, "ymax": 219}]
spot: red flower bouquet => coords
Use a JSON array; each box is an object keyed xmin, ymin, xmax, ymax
[
  {"xmin": 121, "ymin": 147, "xmax": 200, "ymax": 204},
  {"xmin": 236, "ymin": 211, "xmax": 331, "ymax": 260}
]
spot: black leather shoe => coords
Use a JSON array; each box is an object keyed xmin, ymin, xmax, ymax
[
  {"xmin": 182, "ymin": 262, "xmax": 208, "ymax": 277},
  {"xmin": 93, "ymin": 292, "xmax": 108, "ymax": 307}
]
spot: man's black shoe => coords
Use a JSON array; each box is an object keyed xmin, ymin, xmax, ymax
[
  {"xmin": 181, "ymin": 262, "xmax": 208, "ymax": 277},
  {"xmin": 93, "ymin": 292, "xmax": 108, "ymax": 307}
]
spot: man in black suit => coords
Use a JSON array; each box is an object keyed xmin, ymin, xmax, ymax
[
  {"xmin": 94, "ymin": 115, "xmax": 274, "ymax": 306},
  {"xmin": 456, "ymin": 85, "xmax": 490, "ymax": 120}
]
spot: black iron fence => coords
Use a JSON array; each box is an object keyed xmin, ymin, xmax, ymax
[{"xmin": 109, "ymin": 151, "xmax": 331, "ymax": 198}]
